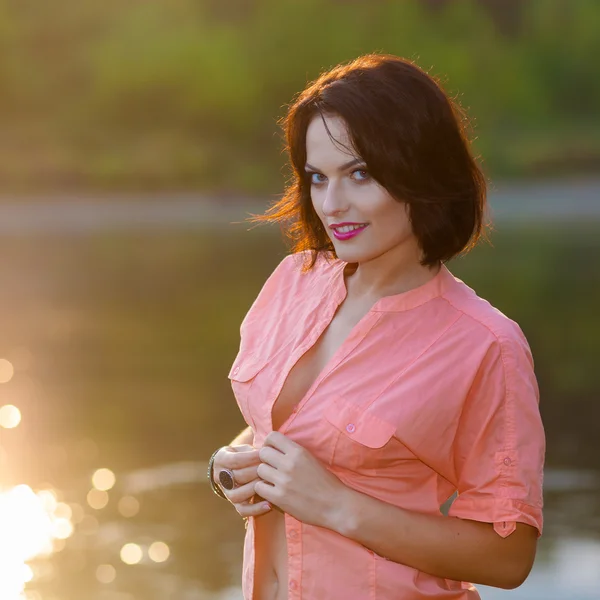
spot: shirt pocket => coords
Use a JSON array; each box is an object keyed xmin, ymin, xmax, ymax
[
  {"xmin": 228, "ymin": 353, "xmax": 268, "ymax": 431},
  {"xmin": 323, "ymin": 398, "xmax": 397, "ymax": 474}
]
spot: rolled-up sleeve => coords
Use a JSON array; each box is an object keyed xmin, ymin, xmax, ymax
[{"xmin": 448, "ymin": 327, "xmax": 546, "ymax": 538}]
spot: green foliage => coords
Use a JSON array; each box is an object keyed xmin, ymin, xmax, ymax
[{"xmin": 0, "ymin": 0, "xmax": 599, "ymax": 191}]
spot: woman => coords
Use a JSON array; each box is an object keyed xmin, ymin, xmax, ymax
[{"xmin": 208, "ymin": 54, "xmax": 545, "ymax": 599}]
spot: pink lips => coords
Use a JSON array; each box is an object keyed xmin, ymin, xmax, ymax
[{"xmin": 331, "ymin": 224, "xmax": 369, "ymax": 240}]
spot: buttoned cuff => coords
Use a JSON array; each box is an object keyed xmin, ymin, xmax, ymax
[{"xmin": 448, "ymin": 496, "xmax": 543, "ymax": 538}]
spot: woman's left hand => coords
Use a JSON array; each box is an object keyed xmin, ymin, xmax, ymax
[{"xmin": 254, "ymin": 431, "xmax": 349, "ymax": 530}]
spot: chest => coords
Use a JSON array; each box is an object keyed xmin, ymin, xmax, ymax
[{"xmin": 270, "ymin": 300, "xmax": 369, "ymax": 431}]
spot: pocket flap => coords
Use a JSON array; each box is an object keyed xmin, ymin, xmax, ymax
[
  {"xmin": 324, "ymin": 399, "xmax": 396, "ymax": 449},
  {"xmin": 228, "ymin": 354, "xmax": 266, "ymax": 382}
]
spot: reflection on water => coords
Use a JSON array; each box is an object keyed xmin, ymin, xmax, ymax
[
  {"xmin": 481, "ymin": 536, "xmax": 600, "ymax": 599},
  {"xmin": 0, "ymin": 485, "xmax": 73, "ymax": 599},
  {"xmin": 0, "ymin": 218, "xmax": 597, "ymax": 599}
]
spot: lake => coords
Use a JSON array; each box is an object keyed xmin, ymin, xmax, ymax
[{"xmin": 0, "ymin": 192, "xmax": 598, "ymax": 599}]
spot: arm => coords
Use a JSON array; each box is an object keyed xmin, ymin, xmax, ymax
[
  {"xmin": 211, "ymin": 426, "xmax": 255, "ymax": 487},
  {"xmin": 212, "ymin": 427, "xmax": 271, "ymax": 518},
  {"xmin": 331, "ymin": 488, "xmax": 537, "ymax": 590},
  {"xmin": 229, "ymin": 425, "xmax": 254, "ymax": 447},
  {"xmin": 255, "ymin": 329, "xmax": 544, "ymax": 589},
  {"xmin": 331, "ymin": 333, "xmax": 543, "ymax": 590}
]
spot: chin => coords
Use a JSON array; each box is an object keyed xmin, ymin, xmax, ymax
[{"xmin": 332, "ymin": 246, "xmax": 368, "ymax": 264}]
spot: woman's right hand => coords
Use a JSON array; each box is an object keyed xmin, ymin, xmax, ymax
[{"xmin": 213, "ymin": 444, "xmax": 273, "ymax": 518}]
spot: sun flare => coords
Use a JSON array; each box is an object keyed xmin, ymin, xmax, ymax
[{"xmin": 0, "ymin": 485, "xmax": 73, "ymax": 599}]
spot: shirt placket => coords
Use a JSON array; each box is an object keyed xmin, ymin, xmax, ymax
[
  {"xmin": 285, "ymin": 513, "xmax": 302, "ymax": 598},
  {"xmin": 275, "ymin": 310, "xmax": 383, "ymax": 436}
]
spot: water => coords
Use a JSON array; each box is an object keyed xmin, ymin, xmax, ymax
[{"xmin": 0, "ymin": 198, "xmax": 598, "ymax": 599}]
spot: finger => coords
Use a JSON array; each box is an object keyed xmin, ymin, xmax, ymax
[
  {"xmin": 229, "ymin": 444, "xmax": 255, "ymax": 453},
  {"xmin": 220, "ymin": 449, "xmax": 261, "ymax": 469},
  {"xmin": 256, "ymin": 462, "xmax": 281, "ymax": 485},
  {"xmin": 263, "ymin": 430, "xmax": 301, "ymax": 453},
  {"xmin": 223, "ymin": 479, "xmax": 257, "ymax": 504},
  {"xmin": 258, "ymin": 445, "xmax": 285, "ymax": 468},
  {"xmin": 254, "ymin": 479, "xmax": 279, "ymax": 506},
  {"xmin": 235, "ymin": 499, "xmax": 273, "ymax": 518},
  {"xmin": 231, "ymin": 464, "xmax": 260, "ymax": 486}
]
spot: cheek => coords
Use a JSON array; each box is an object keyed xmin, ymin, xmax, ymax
[{"xmin": 366, "ymin": 193, "xmax": 412, "ymax": 233}]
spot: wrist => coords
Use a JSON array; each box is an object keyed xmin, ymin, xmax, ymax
[
  {"xmin": 328, "ymin": 481, "xmax": 359, "ymax": 537},
  {"xmin": 207, "ymin": 447, "xmax": 228, "ymax": 500}
]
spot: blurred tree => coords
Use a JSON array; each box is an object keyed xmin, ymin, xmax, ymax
[{"xmin": 0, "ymin": 0, "xmax": 598, "ymax": 192}]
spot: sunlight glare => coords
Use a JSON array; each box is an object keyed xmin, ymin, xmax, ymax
[
  {"xmin": 92, "ymin": 468, "xmax": 116, "ymax": 491},
  {"xmin": 52, "ymin": 518, "xmax": 74, "ymax": 540},
  {"xmin": 120, "ymin": 543, "xmax": 143, "ymax": 565},
  {"xmin": 0, "ymin": 484, "xmax": 73, "ymax": 599},
  {"xmin": 0, "ymin": 405, "xmax": 22, "ymax": 429}
]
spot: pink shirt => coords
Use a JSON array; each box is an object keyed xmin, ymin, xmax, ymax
[{"xmin": 228, "ymin": 252, "xmax": 545, "ymax": 599}]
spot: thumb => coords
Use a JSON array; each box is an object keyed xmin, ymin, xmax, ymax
[{"xmin": 230, "ymin": 443, "xmax": 255, "ymax": 452}]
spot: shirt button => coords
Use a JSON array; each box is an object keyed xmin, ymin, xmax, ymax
[
  {"xmin": 289, "ymin": 579, "xmax": 298, "ymax": 590},
  {"xmin": 233, "ymin": 366, "xmax": 240, "ymax": 375},
  {"xmin": 503, "ymin": 457, "xmax": 512, "ymax": 466},
  {"xmin": 346, "ymin": 423, "xmax": 356, "ymax": 433},
  {"xmin": 289, "ymin": 530, "xmax": 298, "ymax": 539}
]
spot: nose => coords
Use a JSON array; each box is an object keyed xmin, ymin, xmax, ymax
[{"xmin": 321, "ymin": 179, "xmax": 348, "ymax": 217}]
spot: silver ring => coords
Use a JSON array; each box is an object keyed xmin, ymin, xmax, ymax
[{"xmin": 218, "ymin": 468, "xmax": 237, "ymax": 490}]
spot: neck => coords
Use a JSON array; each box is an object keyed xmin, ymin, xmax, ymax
[{"xmin": 344, "ymin": 249, "xmax": 441, "ymax": 303}]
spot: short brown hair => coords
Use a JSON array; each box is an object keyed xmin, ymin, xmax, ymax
[{"xmin": 250, "ymin": 53, "xmax": 489, "ymax": 270}]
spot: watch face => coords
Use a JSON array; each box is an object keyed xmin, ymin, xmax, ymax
[{"xmin": 218, "ymin": 469, "xmax": 235, "ymax": 490}]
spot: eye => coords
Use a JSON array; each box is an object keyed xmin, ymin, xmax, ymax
[
  {"xmin": 306, "ymin": 171, "xmax": 326, "ymax": 185},
  {"xmin": 351, "ymin": 168, "xmax": 370, "ymax": 182}
]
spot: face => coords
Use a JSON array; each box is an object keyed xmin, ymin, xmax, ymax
[{"xmin": 305, "ymin": 113, "xmax": 422, "ymax": 267}]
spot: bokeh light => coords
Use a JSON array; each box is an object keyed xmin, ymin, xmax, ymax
[
  {"xmin": 0, "ymin": 485, "xmax": 73, "ymax": 599},
  {"xmin": 0, "ymin": 405, "xmax": 21, "ymax": 429},
  {"xmin": 52, "ymin": 518, "xmax": 74, "ymax": 540},
  {"xmin": 117, "ymin": 495, "xmax": 140, "ymax": 518},
  {"xmin": 86, "ymin": 489, "xmax": 109, "ymax": 510},
  {"xmin": 120, "ymin": 543, "xmax": 143, "ymax": 565},
  {"xmin": 148, "ymin": 541, "xmax": 170, "ymax": 563},
  {"xmin": 21, "ymin": 564, "xmax": 33, "ymax": 583},
  {"xmin": 0, "ymin": 358, "xmax": 15, "ymax": 383},
  {"xmin": 54, "ymin": 502, "xmax": 72, "ymax": 520},
  {"xmin": 92, "ymin": 468, "xmax": 116, "ymax": 491},
  {"xmin": 96, "ymin": 564, "xmax": 116, "ymax": 584},
  {"xmin": 36, "ymin": 490, "xmax": 57, "ymax": 513}
]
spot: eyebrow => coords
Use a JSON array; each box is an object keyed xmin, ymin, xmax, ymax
[{"xmin": 304, "ymin": 158, "xmax": 364, "ymax": 172}]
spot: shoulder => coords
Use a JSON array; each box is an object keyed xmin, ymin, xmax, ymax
[
  {"xmin": 267, "ymin": 250, "xmax": 338, "ymax": 288},
  {"xmin": 439, "ymin": 275, "xmax": 541, "ymax": 441},
  {"xmin": 443, "ymin": 270, "xmax": 531, "ymax": 349},
  {"xmin": 241, "ymin": 250, "xmax": 336, "ymax": 327},
  {"xmin": 440, "ymin": 269, "xmax": 536, "ymax": 381},
  {"xmin": 417, "ymin": 271, "xmax": 539, "ymax": 419}
]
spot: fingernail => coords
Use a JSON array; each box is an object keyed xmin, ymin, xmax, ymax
[{"xmin": 262, "ymin": 502, "xmax": 271, "ymax": 510}]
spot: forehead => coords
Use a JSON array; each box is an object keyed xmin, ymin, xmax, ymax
[{"xmin": 305, "ymin": 114, "xmax": 358, "ymax": 166}]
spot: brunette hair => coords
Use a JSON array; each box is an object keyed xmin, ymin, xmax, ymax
[{"xmin": 249, "ymin": 53, "xmax": 489, "ymax": 270}]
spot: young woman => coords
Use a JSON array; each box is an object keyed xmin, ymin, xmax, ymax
[{"xmin": 208, "ymin": 54, "xmax": 545, "ymax": 599}]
